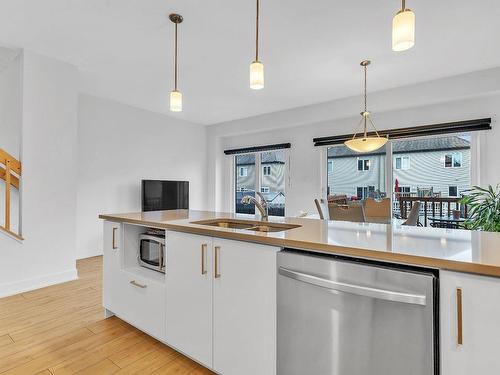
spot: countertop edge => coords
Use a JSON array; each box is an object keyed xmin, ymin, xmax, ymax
[{"xmin": 99, "ymin": 214, "xmax": 500, "ymax": 278}]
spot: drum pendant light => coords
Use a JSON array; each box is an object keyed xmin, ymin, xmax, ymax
[
  {"xmin": 169, "ymin": 13, "xmax": 183, "ymax": 112},
  {"xmin": 250, "ymin": 0, "xmax": 264, "ymax": 89},
  {"xmin": 344, "ymin": 61, "xmax": 388, "ymax": 153},
  {"xmin": 392, "ymin": 0, "xmax": 415, "ymax": 51}
]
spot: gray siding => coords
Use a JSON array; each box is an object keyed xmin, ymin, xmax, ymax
[
  {"xmin": 327, "ymin": 149, "xmax": 470, "ymax": 198},
  {"xmin": 328, "ymin": 155, "xmax": 386, "ymax": 198},
  {"xmin": 392, "ymin": 150, "xmax": 470, "ymax": 197}
]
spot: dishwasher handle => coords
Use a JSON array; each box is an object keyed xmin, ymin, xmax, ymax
[{"xmin": 279, "ymin": 266, "xmax": 427, "ymax": 306}]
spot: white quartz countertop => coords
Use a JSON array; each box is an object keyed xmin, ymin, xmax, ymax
[{"xmin": 99, "ymin": 210, "xmax": 500, "ymax": 277}]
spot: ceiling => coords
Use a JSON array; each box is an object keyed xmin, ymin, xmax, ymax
[{"xmin": 0, "ymin": 0, "xmax": 499, "ymax": 125}]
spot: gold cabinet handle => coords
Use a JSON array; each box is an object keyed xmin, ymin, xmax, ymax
[
  {"xmin": 112, "ymin": 227, "xmax": 118, "ymax": 249},
  {"xmin": 201, "ymin": 244, "xmax": 207, "ymax": 275},
  {"xmin": 130, "ymin": 280, "xmax": 147, "ymax": 289},
  {"xmin": 457, "ymin": 287, "xmax": 463, "ymax": 345},
  {"xmin": 214, "ymin": 246, "xmax": 221, "ymax": 279}
]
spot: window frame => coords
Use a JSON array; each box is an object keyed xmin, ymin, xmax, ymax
[
  {"xmin": 357, "ymin": 158, "xmax": 370, "ymax": 171},
  {"xmin": 238, "ymin": 166, "xmax": 248, "ymax": 177},
  {"xmin": 444, "ymin": 152, "xmax": 463, "ymax": 168},
  {"xmin": 232, "ymin": 149, "xmax": 289, "ymax": 216},
  {"xmin": 448, "ymin": 185, "xmax": 458, "ymax": 197},
  {"xmin": 394, "ymin": 155, "xmax": 410, "ymax": 170}
]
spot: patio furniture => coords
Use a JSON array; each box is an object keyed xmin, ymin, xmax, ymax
[
  {"xmin": 428, "ymin": 215, "xmax": 465, "ymax": 229},
  {"xmin": 328, "ymin": 194, "xmax": 348, "ymax": 205},
  {"xmin": 364, "ymin": 198, "xmax": 391, "ymax": 222},
  {"xmin": 329, "ymin": 203, "xmax": 365, "ymax": 223},
  {"xmin": 314, "ymin": 199, "xmax": 329, "ymax": 220},
  {"xmin": 402, "ymin": 201, "xmax": 421, "ymax": 226}
]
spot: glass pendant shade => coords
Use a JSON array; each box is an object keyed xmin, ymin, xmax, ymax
[
  {"xmin": 392, "ymin": 8, "xmax": 415, "ymax": 51},
  {"xmin": 345, "ymin": 136, "xmax": 388, "ymax": 153},
  {"xmin": 170, "ymin": 90, "xmax": 182, "ymax": 112},
  {"xmin": 250, "ymin": 61, "xmax": 264, "ymax": 90}
]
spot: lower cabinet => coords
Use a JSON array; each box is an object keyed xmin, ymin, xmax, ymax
[
  {"xmin": 440, "ymin": 270, "xmax": 500, "ymax": 375},
  {"xmin": 102, "ymin": 221, "xmax": 166, "ymax": 342},
  {"xmin": 166, "ymin": 230, "xmax": 279, "ymax": 375},
  {"xmin": 165, "ymin": 231, "xmax": 213, "ymax": 367}
]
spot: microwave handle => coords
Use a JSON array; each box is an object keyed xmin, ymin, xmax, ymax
[{"xmin": 160, "ymin": 244, "xmax": 165, "ymax": 270}]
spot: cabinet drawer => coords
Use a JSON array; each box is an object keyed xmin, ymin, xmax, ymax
[{"xmin": 117, "ymin": 270, "xmax": 166, "ymax": 341}]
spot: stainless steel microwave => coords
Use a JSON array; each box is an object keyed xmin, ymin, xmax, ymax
[{"xmin": 138, "ymin": 234, "xmax": 165, "ymax": 273}]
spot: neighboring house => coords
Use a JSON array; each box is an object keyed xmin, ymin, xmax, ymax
[
  {"xmin": 327, "ymin": 136, "xmax": 471, "ymax": 199},
  {"xmin": 235, "ymin": 152, "xmax": 286, "ymax": 215},
  {"xmin": 235, "ymin": 153, "xmax": 286, "ymax": 195}
]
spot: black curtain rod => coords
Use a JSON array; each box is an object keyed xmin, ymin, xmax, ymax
[
  {"xmin": 313, "ymin": 118, "xmax": 492, "ymax": 147},
  {"xmin": 224, "ymin": 142, "xmax": 291, "ymax": 155}
]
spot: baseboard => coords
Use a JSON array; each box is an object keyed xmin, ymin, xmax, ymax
[{"xmin": 0, "ymin": 268, "xmax": 78, "ymax": 298}]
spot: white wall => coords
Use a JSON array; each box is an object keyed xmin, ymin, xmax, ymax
[
  {"xmin": 76, "ymin": 94, "xmax": 208, "ymax": 259},
  {"xmin": 0, "ymin": 50, "xmax": 22, "ymax": 233},
  {"xmin": 0, "ymin": 51, "xmax": 79, "ymax": 297},
  {"xmin": 208, "ymin": 67, "xmax": 500, "ymax": 216}
]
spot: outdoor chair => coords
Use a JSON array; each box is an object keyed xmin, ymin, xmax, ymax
[{"xmin": 329, "ymin": 203, "xmax": 365, "ymax": 223}]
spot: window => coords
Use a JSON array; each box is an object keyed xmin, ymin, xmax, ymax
[
  {"xmin": 327, "ymin": 160, "xmax": 334, "ymax": 173},
  {"xmin": 356, "ymin": 186, "xmax": 375, "ymax": 199},
  {"xmin": 449, "ymin": 186, "xmax": 458, "ymax": 197},
  {"xmin": 397, "ymin": 186, "xmax": 411, "ymax": 194},
  {"xmin": 357, "ymin": 159, "xmax": 370, "ymax": 171},
  {"xmin": 234, "ymin": 150, "xmax": 286, "ymax": 217},
  {"xmin": 395, "ymin": 156, "xmax": 410, "ymax": 170},
  {"xmin": 238, "ymin": 167, "xmax": 248, "ymax": 177},
  {"xmin": 444, "ymin": 152, "xmax": 462, "ymax": 168}
]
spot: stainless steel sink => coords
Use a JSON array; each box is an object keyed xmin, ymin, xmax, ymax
[{"xmin": 191, "ymin": 219, "xmax": 301, "ymax": 233}]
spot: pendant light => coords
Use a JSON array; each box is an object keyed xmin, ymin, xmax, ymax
[
  {"xmin": 344, "ymin": 61, "xmax": 388, "ymax": 153},
  {"xmin": 250, "ymin": 0, "xmax": 264, "ymax": 89},
  {"xmin": 392, "ymin": 0, "xmax": 415, "ymax": 51},
  {"xmin": 169, "ymin": 13, "xmax": 183, "ymax": 112}
]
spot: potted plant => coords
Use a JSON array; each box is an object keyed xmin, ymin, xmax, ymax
[{"xmin": 460, "ymin": 184, "xmax": 500, "ymax": 232}]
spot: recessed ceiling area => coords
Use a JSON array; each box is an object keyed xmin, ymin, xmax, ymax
[{"xmin": 0, "ymin": 0, "xmax": 498, "ymax": 125}]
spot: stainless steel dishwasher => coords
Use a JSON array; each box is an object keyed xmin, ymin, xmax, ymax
[{"xmin": 278, "ymin": 250, "xmax": 438, "ymax": 375}]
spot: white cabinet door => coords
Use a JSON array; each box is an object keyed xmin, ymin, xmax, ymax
[
  {"xmin": 103, "ymin": 221, "xmax": 122, "ymax": 314},
  {"xmin": 165, "ymin": 231, "xmax": 213, "ymax": 368},
  {"xmin": 441, "ymin": 270, "xmax": 500, "ymax": 375},
  {"xmin": 213, "ymin": 238, "xmax": 279, "ymax": 375}
]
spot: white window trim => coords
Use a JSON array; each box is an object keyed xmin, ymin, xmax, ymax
[
  {"xmin": 443, "ymin": 151, "xmax": 463, "ymax": 168},
  {"xmin": 394, "ymin": 155, "xmax": 410, "ymax": 170}
]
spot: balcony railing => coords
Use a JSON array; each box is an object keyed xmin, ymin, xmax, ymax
[{"xmin": 396, "ymin": 194, "xmax": 467, "ymax": 227}]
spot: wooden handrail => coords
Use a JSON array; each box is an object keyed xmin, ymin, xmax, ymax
[
  {"xmin": 0, "ymin": 148, "xmax": 21, "ymax": 234},
  {"xmin": 0, "ymin": 149, "xmax": 21, "ymax": 174},
  {"xmin": 0, "ymin": 165, "xmax": 20, "ymax": 189}
]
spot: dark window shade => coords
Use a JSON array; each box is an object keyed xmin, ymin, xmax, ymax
[
  {"xmin": 313, "ymin": 118, "xmax": 491, "ymax": 147},
  {"xmin": 224, "ymin": 143, "xmax": 291, "ymax": 155}
]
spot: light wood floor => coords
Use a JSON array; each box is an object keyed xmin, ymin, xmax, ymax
[{"xmin": 0, "ymin": 256, "xmax": 214, "ymax": 375}]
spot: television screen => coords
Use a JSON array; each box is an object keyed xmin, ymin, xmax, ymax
[{"xmin": 141, "ymin": 180, "xmax": 189, "ymax": 212}]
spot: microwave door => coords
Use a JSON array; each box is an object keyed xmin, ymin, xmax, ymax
[{"xmin": 140, "ymin": 239, "xmax": 161, "ymax": 267}]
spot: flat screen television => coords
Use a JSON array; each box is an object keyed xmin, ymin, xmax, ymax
[{"xmin": 141, "ymin": 180, "xmax": 189, "ymax": 212}]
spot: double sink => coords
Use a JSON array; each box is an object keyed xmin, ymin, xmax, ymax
[{"xmin": 191, "ymin": 218, "xmax": 301, "ymax": 233}]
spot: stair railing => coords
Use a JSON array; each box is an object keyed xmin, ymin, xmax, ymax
[{"xmin": 0, "ymin": 148, "xmax": 22, "ymax": 239}]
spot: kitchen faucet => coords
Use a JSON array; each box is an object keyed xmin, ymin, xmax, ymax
[{"xmin": 241, "ymin": 192, "xmax": 269, "ymax": 221}]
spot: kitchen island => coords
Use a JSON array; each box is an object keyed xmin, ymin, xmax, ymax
[{"xmin": 99, "ymin": 209, "xmax": 500, "ymax": 375}]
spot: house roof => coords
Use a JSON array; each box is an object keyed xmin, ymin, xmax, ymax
[
  {"xmin": 235, "ymin": 152, "xmax": 286, "ymax": 165},
  {"xmin": 327, "ymin": 136, "xmax": 470, "ymax": 158}
]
